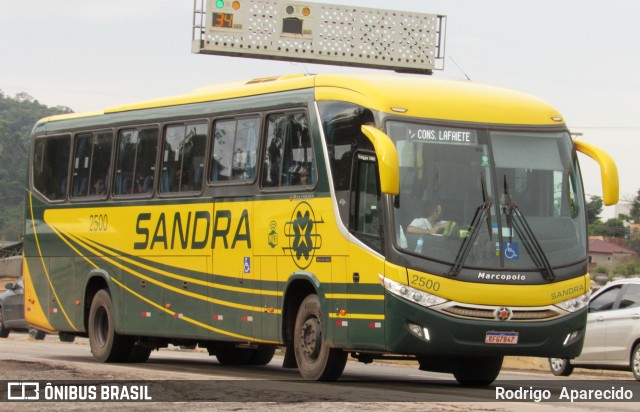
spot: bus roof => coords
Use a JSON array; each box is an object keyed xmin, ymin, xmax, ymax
[{"xmin": 37, "ymin": 73, "xmax": 563, "ymax": 128}]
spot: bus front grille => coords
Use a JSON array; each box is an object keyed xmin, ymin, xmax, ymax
[{"xmin": 438, "ymin": 304, "xmax": 564, "ymax": 322}]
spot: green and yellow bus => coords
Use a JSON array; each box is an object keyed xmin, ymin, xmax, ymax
[{"xmin": 23, "ymin": 73, "xmax": 618, "ymax": 384}]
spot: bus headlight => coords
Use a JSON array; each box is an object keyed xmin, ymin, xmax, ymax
[
  {"xmin": 554, "ymin": 291, "xmax": 591, "ymax": 313},
  {"xmin": 379, "ymin": 275, "xmax": 447, "ymax": 308}
]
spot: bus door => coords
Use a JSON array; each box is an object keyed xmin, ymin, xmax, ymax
[
  {"xmin": 346, "ymin": 151, "xmax": 386, "ymax": 350},
  {"xmin": 210, "ymin": 197, "xmax": 256, "ymax": 342}
]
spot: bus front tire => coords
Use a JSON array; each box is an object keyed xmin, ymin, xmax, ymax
[
  {"xmin": 293, "ymin": 294, "xmax": 347, "ymax": 381},
  {"xmin": 451, "ymin": 355, "xmax": 503, "ymax": 386},
  {"xmin": 88, "ymin": 289, "xmax": 134, "ymax": 363}
]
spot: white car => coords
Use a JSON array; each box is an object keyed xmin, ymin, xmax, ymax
[{"xmin": 549, "ymin": 278, "xmax": 640, "ymax": 380}]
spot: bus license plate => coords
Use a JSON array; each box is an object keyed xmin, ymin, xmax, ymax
[{"xmin": 485, "ymin": 331, "xmax": 518, "ymax": 344}]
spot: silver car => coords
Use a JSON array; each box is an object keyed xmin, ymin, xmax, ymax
[
  {"xmin": 549, "ymin": 278, "xmax": 640, "ymax": 380},
  {"xmin": 0, "ymin": 277, "xmax": 45, "ymax": 339}
]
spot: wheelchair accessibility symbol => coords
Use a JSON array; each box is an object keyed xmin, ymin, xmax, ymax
[
  {"xmin": 244, "ymin": 257, "xmax": 251, "ymax": 274},
  {"xmin": 503, "ymin": 242, "xmax": 519, "ymax": 260}
]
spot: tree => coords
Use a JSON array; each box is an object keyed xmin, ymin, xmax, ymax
[
  {"xmin": 0, "ymin": 92, "xmax": 73, "ymax": 240},
  {"xmin": 586, "ymin": 196, "xmax": 603, "ymax": 225},
  {"xmin": 630, "ymin": 188, "xmax": 640, "ymax": 224},
  {"xmin": 589, "ymin": 218, "xmax": 628, "ymax": 238}
]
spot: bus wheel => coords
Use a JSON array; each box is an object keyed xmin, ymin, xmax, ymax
[
  {"xmin": 293, "ymin": 294, "xmax": 347, "ymax": 381},
  {"xmin": 451, "ymin": 355, "xmax": 503, "ymax": 386},
  {"xmin": 248, "ymin": 346, "xmax": 276, "ymax": 366},
  {"xmin": 126, "ymin": 345, "xmax": 152, "ymax": 363},
  {"xmin": 59, "ymin": 332, "xmax": 76, "ymax": 343},
  {"xmin": 216, "ymin": 347, "xmax": 254, "ymax": 365},
  {"xmin": 88, "ymin": 289, "xmax": 133, "ymax": 362}
]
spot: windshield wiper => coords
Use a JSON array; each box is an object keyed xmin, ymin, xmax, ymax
[
  {"xmin": 502, "ymin": 176, "xmax": 556, "ymax": 281},
  {"xmin": 448, "ymin": 174, "xmax": 493, "ymax": 277}
]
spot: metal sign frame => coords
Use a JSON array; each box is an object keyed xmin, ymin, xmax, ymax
[{"xmin": 192, "ymin": 0, "xmax": 446, "ymax": 74}]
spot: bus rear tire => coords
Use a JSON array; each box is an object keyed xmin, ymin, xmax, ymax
[
  {"xmin": 451, "ymin": 355, "xmax": 503, "ymax": 386},
  {"xmin": 88, "ymin": 289, "xmax": 134, "ymax": 362},
  {"xmin": 59, "ymin": 332, "xmax": 76, "ymax": 342},
  {"xmin": 216, "ymin": 347, "xmax": 254, "ymax": 365},
  {"xmin": 293, "ymin": 294, "xmax": 347, "ymax": 381},
  {"xmin": 248, "ymin": 346, "xmax": 276, "ymax": 366},
  {"xmin": 126, "ymin": 345, "xmax": 152, "ymax": 363}
]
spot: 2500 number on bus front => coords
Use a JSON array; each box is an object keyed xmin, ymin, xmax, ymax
[{"xmin": 410, "ymin": 275, "xmax": 440, "ymax": 292}]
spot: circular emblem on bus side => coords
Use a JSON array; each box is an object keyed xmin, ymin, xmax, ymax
[
  {"xmin": 284, "ymin": 201, "xmax": 323, "ymax": 269},
  {"xmin": 495, "ymin": 307, "xmax": 512, "ymax": 321}
]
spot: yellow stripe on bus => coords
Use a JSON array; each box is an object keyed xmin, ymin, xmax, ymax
[
  {"xmin": 22, "ymin": 258, "xmax": 54, "ymax": 332},
  {"xmin": 326, "ymin": 293, "xmax": 384, "ymax": 300},
  {"xmin": 59, "ymin": 229, "xmax": 281, "ymax": 315},
  {"xmin": 28, "ymin": 193, "xmax": 77, "ymax": 331},
  {"xmin": 110, "ymin": 277, "xmax": 278, "ymax": 344},
  {"xmin": 328, "ymin": 313, "xmax": 385, "ymax": 320},
  {"xmin": 407, "ymin": 268, "xmax": 589, "ymax": 307}
]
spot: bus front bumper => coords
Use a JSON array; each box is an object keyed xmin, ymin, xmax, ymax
[{"xmin": 384, "ymin": 292, "xmax": 586, "ymax": 359}]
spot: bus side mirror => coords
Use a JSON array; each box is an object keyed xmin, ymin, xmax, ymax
[
  {"xmin": 360, "ymin": 125, "xmax": 399, "ymax": 195},
  {"xmin": 574, "ymin": 140, "xmax": 619, "ymax": 206}
]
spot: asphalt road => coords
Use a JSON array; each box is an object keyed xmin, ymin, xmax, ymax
[{"xmin": 1, "ymin": 333, "xmax": 639, "ymax": 411}]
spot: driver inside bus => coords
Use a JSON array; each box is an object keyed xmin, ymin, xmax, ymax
[{"xmin": 408, "ymin": 202, "xmax": 460, "ymax": 237}]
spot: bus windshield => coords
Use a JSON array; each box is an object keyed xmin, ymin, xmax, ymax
[{"xmin": 388, "ymin": 121, "xmax": 586, "ymax": 271}]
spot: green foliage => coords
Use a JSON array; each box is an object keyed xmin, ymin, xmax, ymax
[
  {"xmin": 586, "ymin": 196, "xmax": 603, "ymax": 225},
  {"xmin": 0, "ymin": 92, "xmax": 73, "ymax": 240},
  {"xmin": 594, "ymin": 266, "xmax": 609, "ymax": 274},
  {"xmin": 631, "ymin": 189, "xmax": 640, "ymax": 224},
  {"xmin": 612, "ymin": 258, "xmax": 640, "ymax": 277},
  {"xmin": 589, "ymin": 218, "xmax": 628, "ymax": 238}
]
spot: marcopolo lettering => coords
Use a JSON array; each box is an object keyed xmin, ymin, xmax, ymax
[
  {"xmin": 134, "ymin": 209, "xmax": 251, "ymax": 250},
  {"xmin": 478, "ymin": 272, "xmax": 526, "ymax": 281}
]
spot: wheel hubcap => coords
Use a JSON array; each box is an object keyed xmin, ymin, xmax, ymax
[
  {"xmin": 300, "ymin": 317, "xmax": 322, "ymax": 360},
  {"xmin": 550, "ymin": 358, "xmax": 564, "ymax": 371}
]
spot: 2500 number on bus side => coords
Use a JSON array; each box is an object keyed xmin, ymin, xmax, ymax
[{"xmin": 89, "ymin": 214, "xmax": 109, "ymax": 232}]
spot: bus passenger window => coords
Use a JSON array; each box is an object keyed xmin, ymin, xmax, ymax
[
  {"xmin": 161, "ymin": 122, "xmax": 207, "ymax": 193},
  {"xmin": 71, "ymin": 131, "xmax": 113, "ymax": 199},
  {"xmin": 115, "ymin": 127, "xmax": 158, "ymax": 195},
  {"xmin": 32, "ymin": 135, "xmax": 71, "ymax": 201},
  {"xmin": 261, "ymin": 112, "xmax": 315, "ymax": 188},
  {"xmin": 210, "ymin": 117, "xmax": 259, "ymax": 183}
]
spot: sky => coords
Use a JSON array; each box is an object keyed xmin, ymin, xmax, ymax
[{"xmin": 1, "ymin": 0, "xmax": 638, "ymax": 218}]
